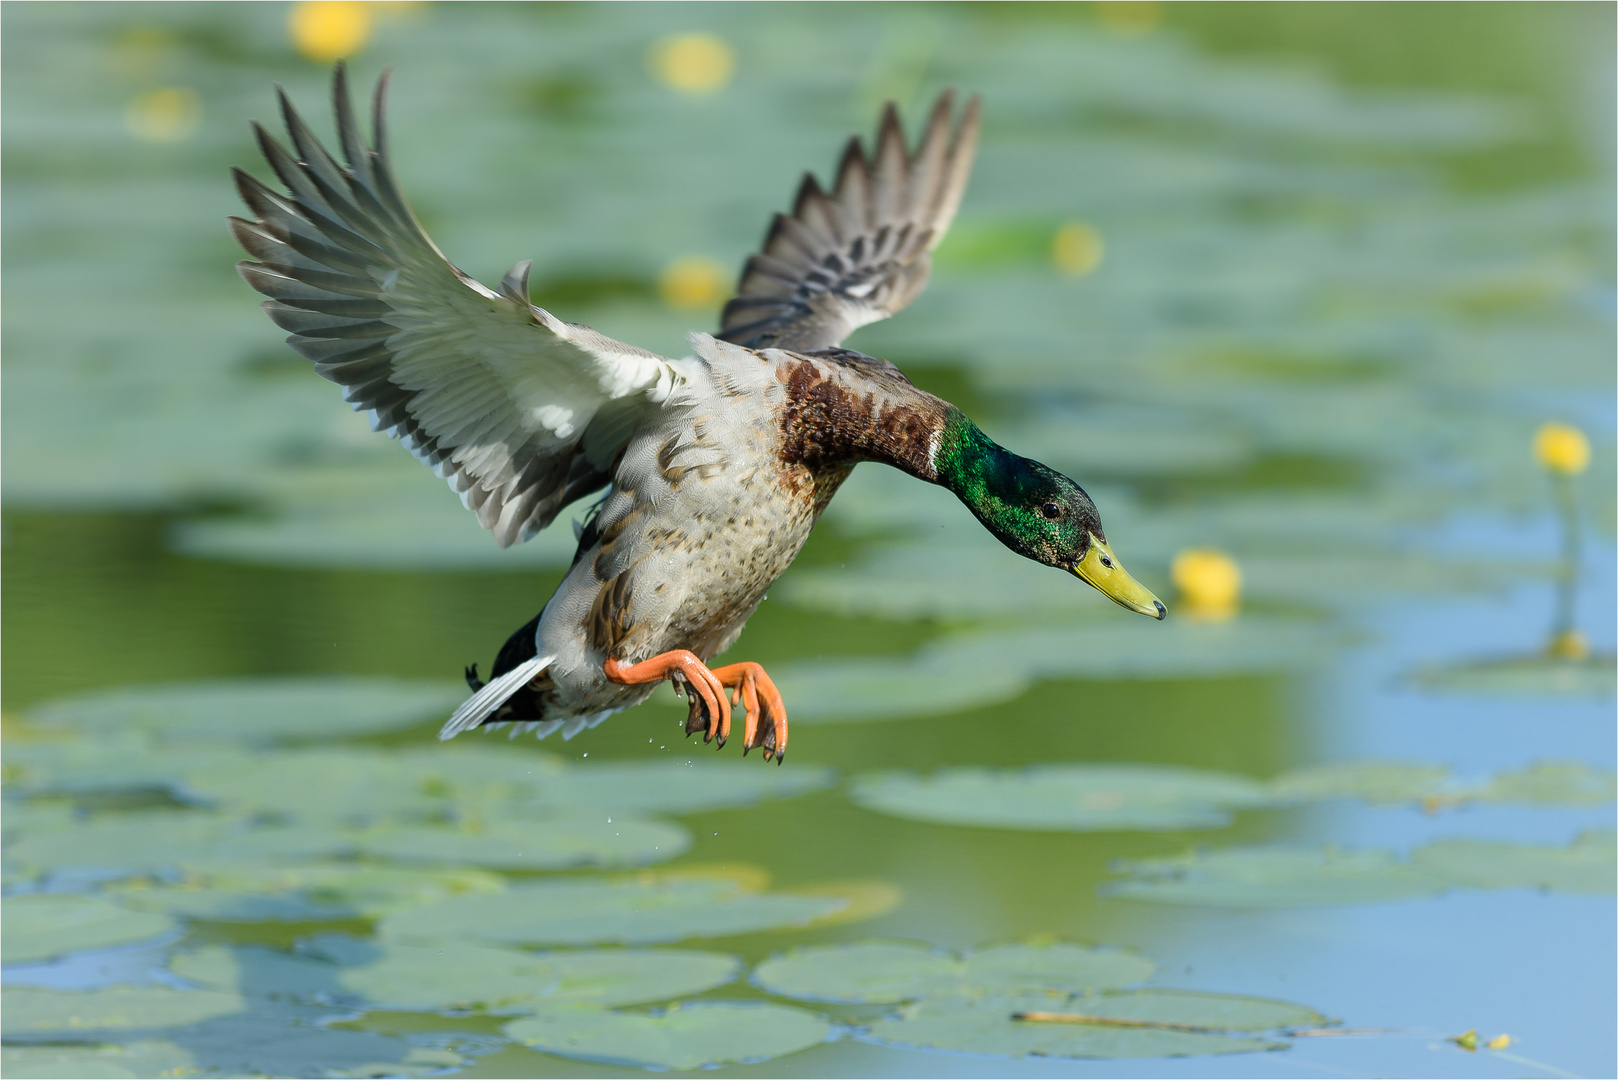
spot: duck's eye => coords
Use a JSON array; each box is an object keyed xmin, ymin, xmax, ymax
[
  {"xmin": 1040, "ymin": 502, "xmax": 1062, "ymax": 520},
  {"xmin": 1100, "ymin": 555, "xmax": 1114, "ymax": 568}
]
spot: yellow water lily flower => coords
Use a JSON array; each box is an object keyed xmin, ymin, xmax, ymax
[
  {"xmin": 1533, "ymin": 422, "xmax": 1590, "ymax": 475},
  {"xmin": 1172, "ymin": 548, "xmax": 1241, "ymax": 619}
]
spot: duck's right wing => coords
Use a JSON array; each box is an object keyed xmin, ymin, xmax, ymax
[
  {"xmin": 719, "ymin": 91, "xmax": 981, "ymax": 353},
  {"xmin": 231, "ymin": 66, "xmax": 681, "ymax": 548}
]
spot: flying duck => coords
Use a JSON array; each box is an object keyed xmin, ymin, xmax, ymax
[{"xmin": 231, "ymin": 66, "xmax": 1165, "ymax": 764}]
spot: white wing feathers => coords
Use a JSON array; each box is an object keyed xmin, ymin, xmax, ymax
[{"xmin": 232, "ymin": 66, "xmax": 680, "ymax": 547}]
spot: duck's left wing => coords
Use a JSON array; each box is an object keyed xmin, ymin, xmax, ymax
[
  {"xmin": 719, "ymin": 91, "xmax": 981, "ymax": 353},
  {"xmin": 231, "ymin": 66, "xmax": 680, "ymax": 548}
]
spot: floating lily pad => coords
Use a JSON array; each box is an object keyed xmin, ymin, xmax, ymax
[
  {"xmin": 175, "ymin": 747, "xmax": 556, "ymax": 827},
  {"xmin": 345, "ymin": 943, "xmax": 739, "ymax": 1011},
  {"xmin": 781, "ymin": 619, "xmax": 1330, "ymax": 724},
  {"xmin": 2, "ymin": 896, "xmax": 176, "ymax": 966},
  {"xmin": 170, "ymin": 945, "xmax": 341, "ymax": 1001},
  {"xmin": 1, "ymin": 1000, "xmax": 461, "ymax": 1079},
  {"xmin": 0, "ymin": 1040, "xmax": 199, "ymax": 1079},
  {"xmin": 1, "ymin": 737, "xmax": 255, "ymax": 800},
  {"xmin": 504, "ymin": 1001, "xmax": 833, "ymax": 1070},
  {"xmin": 1410, "ymin": 652, "xmax": 1617, "ymax": 698},
  {"xmin": 850, "ymin": 766, "xmax": 1272, "ymax": 832},
  {"xmin": 1, "ymin": 985, "xmax": 246, "ymax": 1036},
  {"xmin": 350, "ymin": 816, "xmax": 692, "ymax": 870},
  {"xmin": 1107, "ymin": 846, "xmax": 1450, "ymax": 907},
  {"xmin": 518, "ymin": 760, "xmax": 840, "ymax": 815},
  {"xmin": 380, "ymin": 876, "xmax": 848, "ymax": 947},
  {"xmin": 753, "ymin": 941, "xmax": 1154, "ymax": 1003},
  {"xmin": 170, "ymin": 470, "xmax": 583, "ymax": 570},
  {"xmin": 27, "ymin": 679, "xmax": 465, "ymax": 745},
  {"xmin": 114, "ymin": 863, "xmax": 506, "ymax": 921},
  {"xmin": 1468, "ymin": 762, "xmax": 1618, "ymax": 805},
  {"xmin": 173, "ymin": 747, "xmax": 832, "ymax": 827},
  {"xmin": 1267, "ymin": 762, "xmax": 1451, "ymax": 804},
  {"xmin": 1410, "ymin": 830, "xmax": 1616, "ymax": 894},
  {"xmin": 174, "ymin": 939, "xmax": 742, "ymax": 1011},
  {"xmin": 864, "ymin": 990, "xmax": 1316, "ymax": 1058},
  {"xmin": 4, "ymin": 811, "xmax": 345, "ymax": 877}
]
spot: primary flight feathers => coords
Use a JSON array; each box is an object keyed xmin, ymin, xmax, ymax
[{"xmin": 721, "ymin": 92, "xmax": 981, "ymax": 352}]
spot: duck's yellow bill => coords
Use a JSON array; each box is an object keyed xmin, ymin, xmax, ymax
[{"xmin": 1072, "ymin": 536, "xmax": 1166, "ymax": 620}]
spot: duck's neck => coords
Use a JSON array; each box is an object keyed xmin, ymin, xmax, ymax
[
  {"xmin": 776, "ymin": 353, "xmax": 1016, "ymax": 505},
  {"xmin": 930, "ymin": 410, "xmax": 1031, "ymax": 519}
]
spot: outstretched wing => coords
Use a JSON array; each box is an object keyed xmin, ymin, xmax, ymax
[
  {"xmin": 231, "ymin": 66, "xmax": 681, "ymax": 548},
  {"xmin": 719, "ymin": 91, "xmax": 981, "ymax": 353}
]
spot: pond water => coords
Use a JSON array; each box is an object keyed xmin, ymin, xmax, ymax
[{"xmin": 3, "ymin": 3, "xmax": 1614, "ymax": 1077}]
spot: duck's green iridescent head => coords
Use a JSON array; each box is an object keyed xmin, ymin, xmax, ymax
[{"xmin": 933, "ymin": 411, "xmax": 1166, "ymax": 619}]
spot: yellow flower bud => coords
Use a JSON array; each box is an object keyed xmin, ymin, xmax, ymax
[
  {"xmin": 1547, "ymin": 630, "xmax": 1589, "ymax": 661},
  {"xmin": 1171, "ymin": 548, "xmax": 1241, "ymax": 619},
  {"xmin": 126, "ymin": 88, "xmax": 201, "ymax": 143},
  {"xmin": 1533, "ymin": 422, "xmax": 1590, "ymax": 475},
  {"xmin": 290, "ymin": 1, "xmax": 370, "ymax": 63},
  {"xmin": 1051, "ymin": 221, "xmax": 1105, "ymax": 277},
  {"xmin": 649, "ymin": 34, "xmax": 735, "ymax": 94},
  {"xmin": 1486, "ymin": 1034, "xmax": 1512, "ymax": 1051},
  {"xmin": 659, "ymin": 256, "xmax": 729, "ymax": 310}
]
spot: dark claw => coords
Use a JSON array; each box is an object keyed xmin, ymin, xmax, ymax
[{"xmin": 464, "ymin": 664, "xmax": 484, "ymax": 692}]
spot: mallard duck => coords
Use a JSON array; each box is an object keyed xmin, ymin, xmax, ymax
[{"xmin": 232, "ymin": 67, "xmax": 1164, "ymax": 763}]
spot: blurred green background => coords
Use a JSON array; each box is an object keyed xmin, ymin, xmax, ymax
[{"xmin": 2, "ymin": 3, "xmax": 1613, "ymax": 1078}]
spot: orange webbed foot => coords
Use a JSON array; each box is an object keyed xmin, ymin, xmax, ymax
[
  {"xmin": 710, "ymin": 661, "xmax": 788, "ymax": 763},
  {"xmin": 604, "ymin": 650, "xmax": 731, "ymax": 746}
]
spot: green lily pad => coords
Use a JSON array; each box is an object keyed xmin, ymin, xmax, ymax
[
  {"xmin": 1, "ymin": 737, "xmax": 254, "ymax": 799},
  {"xmin": 504, "ymin": 1001, "xmax": 833, "ymax": 1070},
  {"xmin": 172, "ymin": 939, "xmax": 742, "ymax": 1011},
  {"xmin": 340, "ymin": 942, "xmax": 740, "ymax": 1010},
  {"xmin": 170, "ymin": 945, "xmax": 342, "ymax": 1001},
  {"xmin": 174, "ymin": 747, "xmax": 832, "ymax": 827},
  {"xmin": 1107, "ymin": 846, "xmax": 1450, "ymax": 907},
  {"xmin": 114, "ymin": 863, "xmax": 506, "ymax": 921},
  {"xmin": 774, "ymin": 657, "xmax": 1031, "ymax": 724},
  {"xmin": 753, "ymin": 941, "xmax": 1154, "ymax": 1003},
  {"xmin": 1268, "ymin": 762, "xmax": 1452, "ymax": 804},
  {"xmin": 1410, "ymin": 652, "xmax": 1617, "ymax": 698},
  {"xmin": 850, "ymin": 766, "xmax": 1272, "ymax": 832},
  {"xmin": 780, "ymin": 619, "xmax": 1329, "ymax": 724},
  {"xmin": 517, "ymin": 760, "xmax": 840, "ymax": 815},
  {"xmin": 2, "ymin": 895, "xmax": 177, "ymax": 965},
  {"xmin": 1, "ymin": 985, "xmax": 246, "ymax": 1036},
  {"xmin": 350, "ymin": 816, "xmax": 692, "ymax": 870},
  {"xmin": 380, "ymin": 876, "xmax": 848, "ymax": 947},
  {"xmin": 864, "ymin": 990, "xmax": 1317, "ymax": 1058},
  {"xmin": 4, "ymin": 811, "xmax": 345, "ymax": 876},
  {"xmin": 175, "ymin": 746, "xmax": 556, "ymax": 827},
  {"xmin": 170, "ymin": 468, "xmax": 583, "ymax": 570},
  {"xmin": 27, "ymin": 679, "xmax": 465, "ymax": 745},
  {"xmin": 1468, "ymin": 762, "xmax": 1618, "ymax": 805},
  {"xmin": 0, "ymin": 1041, "xmax": 199, "ymax": 1079},
  {"xmin": 1410, "ymin": 830, "xmax": 1616, "ymax": 894}
]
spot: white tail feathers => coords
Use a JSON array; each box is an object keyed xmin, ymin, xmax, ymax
[{"xmin": 438, "ymin": 654, "xmax": 555, "ymax": 740}]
